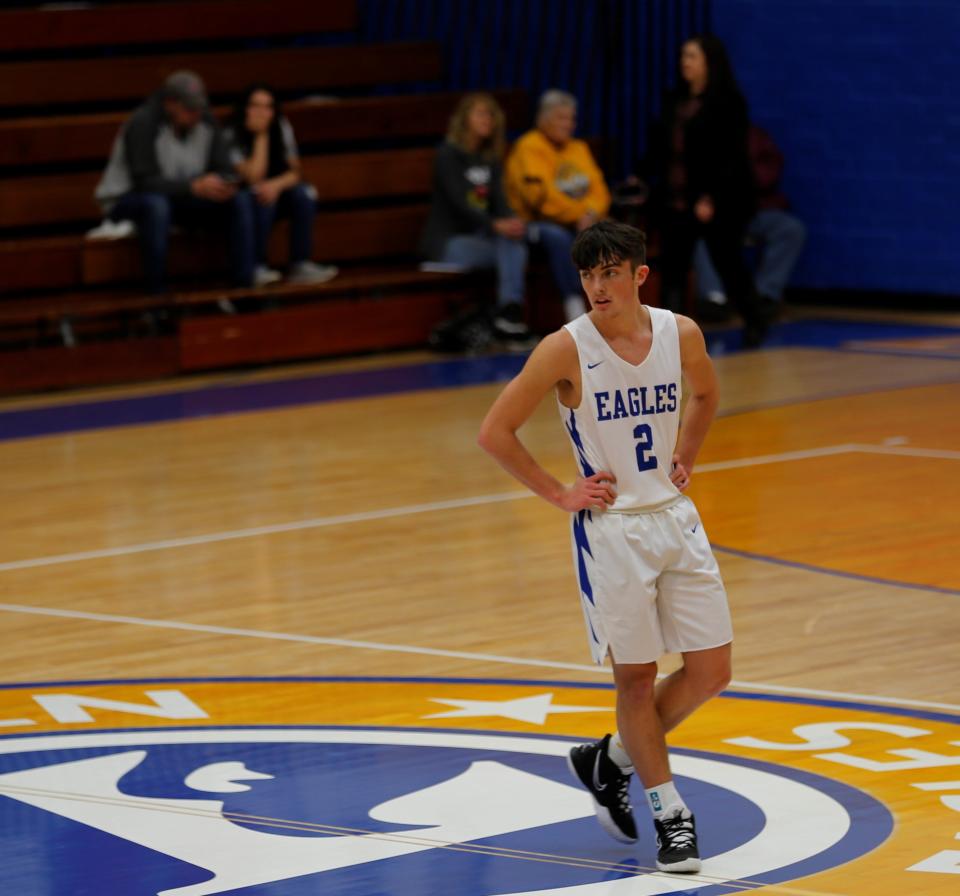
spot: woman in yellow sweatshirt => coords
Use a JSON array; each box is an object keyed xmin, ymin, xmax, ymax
[{"xmin": 505, "ymin": 90, "xmax": 611, "ymax": 320}]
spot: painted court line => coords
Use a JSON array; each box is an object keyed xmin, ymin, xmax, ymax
[
  {"xmin": 713, "ymin": 544, "xmax": 960, "ymax": 598},
  {"xmin": 5, "ymin": 440, "xmax": 953, "ymax": 575},
  {"xmin": 0, "ymin": 602, "xmax": 602, "ymax": 674},
  {"xmin": 1, "ymin": 600, "xmax": 958, "ymax": 716},
  {"xmin": 851, "ymin": 443, "xmax": 960, "ymax": 460},
  {"xmin": 694, "ymin": 444, "xmax": 855, "ymax": 472},
  {"xmin": 0, "ymin": 490, "xmax": 530, "ymax": 573}
]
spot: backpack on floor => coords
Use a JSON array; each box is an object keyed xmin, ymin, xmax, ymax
[{"xmin": 428, "ymin": 305, "xmax": 494, "ymax": 353}]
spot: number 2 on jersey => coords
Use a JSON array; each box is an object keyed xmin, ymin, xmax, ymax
[{"xmin": 633, "ymin": 423, "xmax": 657, "ymax": 471}]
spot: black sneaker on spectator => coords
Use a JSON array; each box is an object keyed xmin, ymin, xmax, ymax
[
  {"xmin": 654, "ymin": 809, "xmax": 701, "ymax": 873},
  {"xmin": 566, "ymin": 733, "xmax": 638, "ymax": 843},
  {"xmin": 492, "ymin": 301, "xmax": 532, "ymax": 340},
  {"xmin": 697, "ymin": 293, "xmax": 732, "ymax": 324},
  {"xmin": 760, "ymin": 294, "xmax": 781, "ymax": 323}
]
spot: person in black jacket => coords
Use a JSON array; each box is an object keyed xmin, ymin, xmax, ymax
[
  {"xmin": 95, "ymin": 71, "xmax": 257, "ymax": 295},
  {"xmin": 419, "ymin": 92, "xmax": 531, "ymax": 342},
  {"xmin": 650, "ymin": 35, "xmax": 768, "ymax": 347},
  {"xmin": 694, "ymin": 125, "xmax": 807, "ymax": 317}
]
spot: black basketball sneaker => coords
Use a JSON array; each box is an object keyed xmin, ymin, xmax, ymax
[
  {"xmin": 653, "ymin": 809, "xmax": 701, "ymax": 873},
  {"xmin": 566, "ymin": 733, "xmax": 638, "ymax": 843}
]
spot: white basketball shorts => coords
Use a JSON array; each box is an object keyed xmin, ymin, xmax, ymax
[{"xmin": 569, "ymin": 495, "xmax": 733, "ymax": 665}]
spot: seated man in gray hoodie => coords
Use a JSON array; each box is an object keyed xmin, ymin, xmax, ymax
[{"xmin": 95, "ymin": 71, "xmax": 257, "ymax": 295}]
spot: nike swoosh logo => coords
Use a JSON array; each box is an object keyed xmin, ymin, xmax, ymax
[
  {"xmin": 592, "ymin": 750, "xmax": 607, "ymax": 791},
  {"xmin": 691, "ymin": 524, "xmax": 699, "ymax": 534},
  {"xmin": 587, "ymin": 361, "xmax": 604, "ymax": 369}
]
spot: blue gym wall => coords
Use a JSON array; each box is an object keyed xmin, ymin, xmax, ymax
[
  {"xmin": 714, "ymin": 0, "xmax": 960, "ymax": 296},
  {"xmin": 360, "ymin": 0, "xmax": 959, "ymax": 297},
  {"xmin": 359, "ymin": 0, "xmax": 710, "ymax": 210}
]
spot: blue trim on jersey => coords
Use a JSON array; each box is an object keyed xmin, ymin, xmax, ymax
[
  {"xmin": 565, "ymin": 409, "xmax": 599, "ymax": 624},
  {"xmin": 561, "ymin": 409, "xmax": 598, "ymax": 623},
  {"xmin": 564, "ymin": 409, "xmax": 595, "ymax": 478},
  {"xmin": 585, "ymin": 612, "xmax": 600, "ymax": 646},
  {"xmin": 572, "ymin": 509, "xmax": 596, "ymax": 615}
]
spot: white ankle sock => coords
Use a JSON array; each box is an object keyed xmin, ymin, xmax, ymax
[
  {"xmin": 644, "ymin": 780, "xmax": 688, "ymax": 820},
  {"xmin": 606, "ymin": 733, "xmax": 633, "ymax": 772}
]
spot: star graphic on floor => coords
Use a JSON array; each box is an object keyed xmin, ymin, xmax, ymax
[{"xmin": 422, "ymin": 692, "xmax": 613, "ymax": 725}]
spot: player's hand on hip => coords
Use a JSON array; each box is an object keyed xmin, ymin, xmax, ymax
[
  {"xmin": 561, "ymin": 471, "xmax": 617, "ymax": 512},
  {"xmin": 670, "ymin": 455, "xmax": 691, "ymax": 491}
]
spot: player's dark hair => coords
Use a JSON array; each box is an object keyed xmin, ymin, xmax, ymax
[{"xmin": 571, "ymin": 220, "xmax": 647, "ymax": 272}]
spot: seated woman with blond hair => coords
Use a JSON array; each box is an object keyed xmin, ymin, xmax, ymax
[{"xmin": 419, "ymin": 92, "xmax": 531, "ymax": 342}]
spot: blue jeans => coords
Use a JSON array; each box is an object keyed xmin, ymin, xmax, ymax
[
  {"xmin": 529, "ymin": 221, "xmax": 582, "ymax": 297},
  {"xmin": 441, "ymin": 233, "xmax": 528, "ymax": 306},
  {"xmin": 252, "ymin": 182, "xmax": 315, "ymax": 267},
  {"xmin": 694, "ymin": 209, "xmax": 807, "ymax": 302},
  {"xmin": 110, "ymin": 190, "xmax": 256, "ymax": 293}
]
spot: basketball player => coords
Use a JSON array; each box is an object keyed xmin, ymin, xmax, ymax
[{"xmin": 478, "ymin": 220, "xmax": 732, "ymax": 873}]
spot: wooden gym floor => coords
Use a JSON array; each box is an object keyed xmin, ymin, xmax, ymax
[{"xmin": 0, "ymin": 306, "xmax": 958, "ymax": 895}]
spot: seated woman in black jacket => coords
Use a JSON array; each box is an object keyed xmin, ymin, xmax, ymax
[
  {"xmin": 225, "ymin": 84, "xmax": 337, "ymax": 286},
  {"xmin": 419, "ymin": 92, "xmax": 531, "ymax": 341},
  {"xmin": 649, "ymin": 35, "xmax": 767, "ymax": 346}
]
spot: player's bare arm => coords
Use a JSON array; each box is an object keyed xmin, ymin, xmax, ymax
[
  {"xmin": 478, "ymin": 330, "xmax": 617, "ymax": 512},
  {"xmin": 671, "ymin": 314, "xmax": 720, "ymax": 490}
]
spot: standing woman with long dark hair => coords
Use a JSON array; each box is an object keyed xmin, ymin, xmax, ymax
[
  {"xmin": 225, "ymin": 84, "xmax": 337, "ymax": 286},
  {"xmin": 655, "ymin": 35, "xmax": 767, "ymax": 346}
]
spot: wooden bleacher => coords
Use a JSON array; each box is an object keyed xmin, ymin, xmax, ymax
[
  {"xmin": 1, "ymin": 42, "xmax": 443, "ymax": 109},
  {"xmin": 0, "ymin": 148, "xmax": 439, "ymax": 229},
  {"xmin": 0, "ymin": 0, "xmax": 530, "ymax": 394},
  {"xmin": 0, "ymin": 93, "xmax": 508, "ymax": 168},
  {"xmin": 0, "ymin": 1, "xmax": 356, "ymax": 52}
]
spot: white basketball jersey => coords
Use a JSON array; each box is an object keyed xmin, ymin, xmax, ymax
[{"xmin": 558, "ymin": 307, "xmax": 683, "ymax": 512}]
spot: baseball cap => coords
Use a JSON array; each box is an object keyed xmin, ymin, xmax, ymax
[{"xmin": 163, "ymin": 70, "xmax": 208, "ymax": 111}]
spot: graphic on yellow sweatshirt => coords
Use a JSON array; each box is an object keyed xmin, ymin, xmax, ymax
[{"xmin": 505, "ymin": 129, "xmax": 611, "ymax": 225}]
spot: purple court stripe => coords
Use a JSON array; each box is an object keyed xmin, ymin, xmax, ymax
[
  {"xmin": 0, "ymin": 318, "xmax": 956, "ymax": 443},
  {"xmin": 712, "ymin": 543, "xmax": 960, "ymax": 597}
]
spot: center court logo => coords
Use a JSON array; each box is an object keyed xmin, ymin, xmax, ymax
[{"xmin": 2, "ymin": 676, "xmax": 946, "ymax": 896}]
